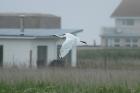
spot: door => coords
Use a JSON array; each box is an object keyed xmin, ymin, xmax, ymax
[
  {"xmin": 0, "ymin": 46, "xmax": 3, "ymax": 67},
  {"xmin": 37, "ymin": 46, "xmax": 47, "ymax": 68}
]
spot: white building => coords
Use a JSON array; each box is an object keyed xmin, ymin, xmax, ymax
[
  {"xmin": 101, "ymin": 0, "xmax": 140, "ymax": 48},
  {"xmin": 0, "ymin": 13, "xmax": 82, "ymax": 68}
]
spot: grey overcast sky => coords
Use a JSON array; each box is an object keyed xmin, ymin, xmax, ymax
[{"xmin": 0, "ymin": 0, "xmax": 121, "ymax": 45}]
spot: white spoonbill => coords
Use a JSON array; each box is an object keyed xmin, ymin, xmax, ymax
[{"xmin": 55, "ymin": 33, "xmax": 87, "ymax": 58}]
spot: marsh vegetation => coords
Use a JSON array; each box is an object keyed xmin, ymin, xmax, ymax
[
  {"xmin": 1, "ymin": 48, "xmax": 140, "ymax": 93},
  {"xmin": 77, "ymin": 48, "xmax": 140, "ymax": 69}
]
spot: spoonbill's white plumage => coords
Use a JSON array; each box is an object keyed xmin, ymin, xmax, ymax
[{"xmin": 55, "ymin": 33, "xmax": 87, "ymax": 58}]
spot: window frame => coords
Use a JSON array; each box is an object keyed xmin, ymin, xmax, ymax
[{"xmin": 120, "ymin": 19, "xmax": 134, "ymax": 26}]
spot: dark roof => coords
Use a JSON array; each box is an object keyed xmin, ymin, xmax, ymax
[{"xmin": 111, "ymin": 0, "xmax": 140, "ymax": 17}]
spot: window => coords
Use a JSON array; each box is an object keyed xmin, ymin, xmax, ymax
[
  {"xmin": 114, "ymin": 44, "xmax": 120, "ymax": 47},
  {"xmin": 132, "ymin": 44, "xmax": 138, "ymax": 47},
  {"xmin": 125, "ymin": 44, "xmax": 131, "ymax": 47},
  {"xmin": 114, "ymin": 38, "xmax": 120, "ymax": 43},
  {"xmin": 132, "ymin": 38, "xmax": 138, "ymax": 43},
  {"xmin": 125, "ymin": 38, "xmax": 131, "ymax": 43},
  {"xmin": 122, "ymin": 19, "xmax": 134, "ymax": 26}
]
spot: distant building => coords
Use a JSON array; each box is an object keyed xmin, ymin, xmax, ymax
[
  {"xmin": 0, "ymin": 13, "xmax": 61, "ymax": 29},
  {"xmin": 0, "ymin": 13, "xmax": 82, "ymax": 68},
  {"xmin": 101, "ymin": 0, "xmax": 140, "ymax": 48}
]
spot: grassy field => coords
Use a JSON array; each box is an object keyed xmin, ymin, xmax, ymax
[
  {"xmin": 77, "ymin": 48, "xmax": 140, "ymax": 69},
  {"xmin": 1, "ymin": 48, "xmax": 140, "ymax": 93},
  {"xmin": 0, "ymin": 68, "xmax": 140, "ymax": 93}
]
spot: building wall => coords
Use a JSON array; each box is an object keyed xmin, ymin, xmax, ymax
[
  {"xmin": 101, "ymin": 37, "xmax": 108, "ymax": 47},
  {"xmin": 40, "ymin": 16, "xmax": 61, "ymax": 29},
  {"xmin": 32, "ymin": 39, "xmax": 58, "ymax": 66},
  {"xmin": 101, "ymin": 18, "xmax": 140, "ymax": 48},
  {"xmin": 0, "ymin": 39, "xmax": 31, "ymax": 67},
  {"xmin": 0, "ymin": 39, "xmax": 58, "ymax": 68},
  {"xmin": 0, "ymin": 16, "xmax": 61, "ymax": 29},
  {"xmin": 102, "ymin": 37, "xmax": 140, "ymax": 48},
  {"xmin": 116, "ymin": 18, "xmax": 140, "ymax": 31}
]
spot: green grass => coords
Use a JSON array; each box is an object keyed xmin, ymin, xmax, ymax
[
  {"xmin": 78, "ymin": 48, "xmax": 140, "ymax": 59},
  {"xmin": 1, "ymin": 48, "xmax": 140, "ymax": 92},
  {"xmin": 0, "ymin": 81, "xmax": 139, "ymax": 93},
  {"xmin": 0, "ymin": 68, "xmax": 140, "ymax": 93},
  {"xmin": 77, "ymin": 48, "xmax": 140, "ymax": 69}
]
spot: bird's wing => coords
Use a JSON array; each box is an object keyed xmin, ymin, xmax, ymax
[
  {"xmin": 59, "ymin": 38, "xmax": 73, "ymax": 58},
  {"xmin": 59, "ymin": 33, "xmax": 79, "ymax": 58},
  {"xmin": 59, "ymin": 47, "xmax": 71, "ymax": 58}
]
